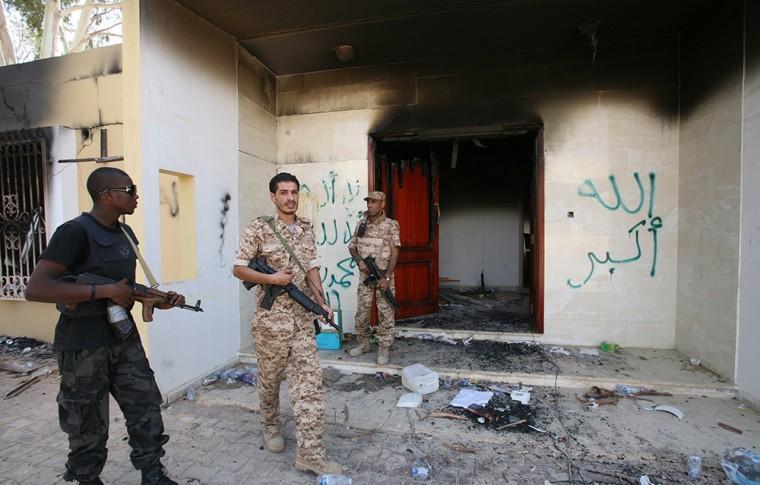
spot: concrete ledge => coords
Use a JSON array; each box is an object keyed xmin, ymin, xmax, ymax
[
  {"xmin": 396, "ymin": 327, "xmax": 544, "ymax": 343},
  {"xmin": 238, "ymin": 352, "xmax": 737, "ymax": 399}
]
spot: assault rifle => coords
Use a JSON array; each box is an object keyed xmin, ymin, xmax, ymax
[
  {"xmin": 64, "ymin": 272, "xmax": 203, "ymax": 323},
  {"xmin": 243, "ymin": 258, "xmax": 340, "ymax": 334},
  {"xmin": 362, "ymin": 256, "xmax": 397, "ymax": 307}
]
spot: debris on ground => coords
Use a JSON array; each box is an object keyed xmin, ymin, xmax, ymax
[
  {"xmin": 401, "ymin": 363, "xmax": 439, "ymax": 394},
  {"xmin": 510, "ymin": 387, "xmax": 531, "ymax": 404},
  {"xmin": 0, "ymin": 336, "xmax": 55, "ymax": 361},
  {"xmin": 0, "ymin": 358, "xmax": 38, "ymax": 374},
  {"xmin": 718, "ymin": 422, "xmax": 744, "ymax": 434},
  {"xmin": 577, "ymin": 386, "xmax": 620, "ymax": 407},
  {"xmin": 200, "ymin": 365, "xmax": 258, "ymax": 390},
  {"xmin": 548, "ymin": 346, "xmax": 570, "ymax": 355},
  {"xmin": 651, "ymin": 404, "xmax": 684, "ymax": 419},
  {"xmin": 427, "ymin": 411, "xmax": 467, "ymax": 420},
  {"xmin": 322, "ymin": 367, "xmax": 342, "ymax": 385},
  {"xmin": 721, "ymin": 448, "xmax": 760, "ymax": 484},
  {"xmin": 579, "ymin": 347, "xmax": 600, "ymax": 356},
  {"xmin": 397, "ymin": 287, "xmax": 531, "ymax": 333},
  {"xmin": 397, "ymin": 392, "xmax": 422, "ymax": 408},
  {"xmin": 411, "ymin": 458, "xmax": 430, "ymax": 480},
  {"xmin": 600, "ymin": 341, "xmax": 622, "ymax": 353},
  {"xmin": 5, "ymin": 366, "xmax": 55, "ymax": 399},
  {"xmin": 688, "ymin": 455, "xmax": 703, "ymax": 480},
  {"xmin": 450, "ymin": 388, "xmax": 493, "ymax": 408},
  {"xmin": 444, "ymin": 385, "xmax": 537, "ymax": 432}
]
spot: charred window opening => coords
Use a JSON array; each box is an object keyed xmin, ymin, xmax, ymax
[{"xmin": 0, "ymin": 130, "xmax": 48, "ymax": 300}]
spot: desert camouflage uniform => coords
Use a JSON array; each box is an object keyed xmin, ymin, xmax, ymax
[
  {"xmin": 348, "ymin": 214, "xmax": 401, "ymax": 348},
  {"xmin": 233, "ymin": 214, "xmax": 327, "ymax": 462}
]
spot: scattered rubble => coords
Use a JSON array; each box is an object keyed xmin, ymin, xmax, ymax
[
  {"xmin": 0, "ymin": 336, "xmax": 54, "ymax": 361},
  {"xmin": 397, "ymin": 287, "xmax": 531, "ymax": 333}
]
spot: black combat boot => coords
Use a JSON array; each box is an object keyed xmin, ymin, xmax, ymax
[
  {"xmin": 141, "ymin": 464, "xmax": 178, "ymax": 485},
  {"xmin": 62, "ymin": 468, "xmax": 104, "ymax": 485}
]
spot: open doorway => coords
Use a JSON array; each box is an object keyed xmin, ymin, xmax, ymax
[{"xmin": 372, "ymin": 129, "xmax": 544, "ymax": 334}]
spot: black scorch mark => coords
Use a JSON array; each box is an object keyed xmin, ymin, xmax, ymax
[{"xmin": 219, "ymin": 193, "xmax": 231, "ymax": 257}]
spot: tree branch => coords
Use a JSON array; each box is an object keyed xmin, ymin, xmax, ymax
[{"xmin": 61, "ymin": 2, "xmax": 122, "ymax": 17}]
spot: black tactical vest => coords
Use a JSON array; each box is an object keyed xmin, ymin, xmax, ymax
[{"xmin": 57, "ymin": 214, "xmax": 138, "ymax": 318}]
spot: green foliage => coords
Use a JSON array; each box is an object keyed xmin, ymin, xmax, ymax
[{"xmin": 5, "ymin": 0, "xmax": 45, "ymax": 47}]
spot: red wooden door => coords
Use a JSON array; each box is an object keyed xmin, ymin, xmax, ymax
[{"xmin": 381, "ymin": 157, "xmax": 439, "ymax": 318}]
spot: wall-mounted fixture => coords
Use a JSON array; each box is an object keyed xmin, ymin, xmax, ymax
[{"xmin": 334, "ymin": 44, "xmax": 357, "ymax": 62}]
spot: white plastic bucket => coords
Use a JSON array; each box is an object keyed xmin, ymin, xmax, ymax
[{"xmin": 401, "ymin": 363, "xmax": 439, "ymax": 395}]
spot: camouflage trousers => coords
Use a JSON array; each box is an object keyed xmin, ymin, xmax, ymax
[
  {"xmin": 252, "ymin": 307, "xmax": 326, "ymax": 462},
  {"xmin": 56, "ymin": 338, "xmax": 168, "ymax": 482},
  {"xmin": 354, "ymin": 277, "xmax": 396, "ymax": 348}
]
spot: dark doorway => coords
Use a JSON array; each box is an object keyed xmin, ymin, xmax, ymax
[{"xmin": 372, "ymin": 129, "xmax": 544, "ymax": 334}]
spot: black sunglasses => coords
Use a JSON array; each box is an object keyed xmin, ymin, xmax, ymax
[{"xmin": 102, "ymin": 184, "xmax": 138, "ymax": 196}]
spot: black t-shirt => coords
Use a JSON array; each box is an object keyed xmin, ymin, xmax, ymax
[{"xmin": 41, "ymin": 213, "xmax": 139, "ymax": 351}]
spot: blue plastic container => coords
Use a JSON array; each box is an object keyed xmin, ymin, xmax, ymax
[
  {"xmin": 316, "ymin": 332, "xmax": 341, "ymax": 350},
  {"xmin": 315, "ymin": 310, "xmax": 342, "ymax": 350}
]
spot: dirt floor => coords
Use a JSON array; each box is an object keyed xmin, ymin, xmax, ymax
[
  {"xmin": 1, "ymin": 336, "xmax": 758, "ymax": 484},
  {"xmin": 396, "ymin": 288, "xmax": 532, "ymax": 333}
]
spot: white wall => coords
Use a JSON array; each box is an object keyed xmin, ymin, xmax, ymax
[
  {"xmin": 439, "ymin": 203, "xmax": 522, "ymax": 287},
  {"xmin": 237, "ymin": 49, "xmax": 277, "ymax": 350},
  {"xmin": 284, "ymin": 160, "xmax": 367, "ymax": 332},
  {"xmin": 676, "ymin": 5, "xmax": 744, "ymax": 379},
  {"xmin": 277, "ymin": 36, "xmax": 680, "ymax": 347},
  {"xmin": 736, "ymin": 1, "xmax": 760, "ymax": 406},
  {"xmin": 136, "ymin": 0, "xmax": 239, "ymax": 395}
]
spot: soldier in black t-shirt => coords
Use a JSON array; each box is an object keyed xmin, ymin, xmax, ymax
[{"xmin": 26, "ymin": 167, "xmax": 184, "ymax": 485}]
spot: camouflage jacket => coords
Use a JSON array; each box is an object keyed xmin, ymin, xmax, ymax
[
  {"xmin": 348, "ymin": 213, "xmax": 401, "ymax": 270},
  {"xmin": 234, "ymin": 214, "xmax": 321, "ymax": 320}
]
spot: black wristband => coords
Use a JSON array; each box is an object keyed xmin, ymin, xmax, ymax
[{"xmin": 90, "ymin": 284, "xmax": 96, "ymax": 301}]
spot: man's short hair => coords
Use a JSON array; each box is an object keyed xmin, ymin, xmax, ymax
[
  {"xmin": 269, "ymin": 172, "xmax": 300, "ymax": 193},
  {"xmin": 87, "ymin": 167, "xmax": 128, "ymax": 202}
]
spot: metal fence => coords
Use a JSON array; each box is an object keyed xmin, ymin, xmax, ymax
[{"xmin": 0, "ymin": 130, "xmax": 47, "ymax": 300}]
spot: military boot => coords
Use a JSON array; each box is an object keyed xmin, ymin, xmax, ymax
[
  {"xmin": 141, "ymin": 464, "xmax": 178, "ymax": 485},
  {"xmin": 263, "ymin": 429, "xmax": 285, "ymax": 453},
  {"xmin": 63, "ymin": 469, "xmax": 103, "ymax": 485},
  {"xmin": 377, "ymin": 346, "xmax": 390, "ymax": 365},
  {"xmin": 348, "ymin": 340, "xmax": 371, "ymax": 357},
  {"xmin": 295, "ymin": 452, "xmax": 344, "ymax": 475}
]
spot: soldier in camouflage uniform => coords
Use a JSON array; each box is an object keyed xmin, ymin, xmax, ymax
[
  {"xmin": 348, "ymin": 191, "xmax": 401, "ymax": 365},
  {"xmin": 25, "ymin": 167, "xmax": 184, "ymax": 485},
  {"xmin": 233, "ymin": 172, "xmax": 343, "ymax": 476}
]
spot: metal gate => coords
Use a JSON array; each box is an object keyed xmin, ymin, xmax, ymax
[{"xmin": 0, "ymin": 130, "xmax": 47, "ymax": 300}]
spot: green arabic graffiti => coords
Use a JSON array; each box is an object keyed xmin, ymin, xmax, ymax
[{"xmin": 568, "ymin": 172, "xmax": 661, "ymax": 288}]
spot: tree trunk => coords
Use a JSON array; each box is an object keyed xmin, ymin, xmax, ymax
[
  {"xmin": 0, "ymin": 0, "xmax": 16, "ymax": 65},
  {"xmin": 40, "ymin": 0, "xmax": 61, "ymax": 58},
  {"xmin": 70, "ymin": 0, "xmax": 94, "ymax": 52}
]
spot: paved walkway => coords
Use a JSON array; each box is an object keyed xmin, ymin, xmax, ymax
[{"xmin": 1, "ymin": 351, "xmax": 758, "ymax": 484}]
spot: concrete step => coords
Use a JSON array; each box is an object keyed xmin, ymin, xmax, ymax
[{"xmin": 239, "ymin": 333, "xmax": 737, "ymax": 398}]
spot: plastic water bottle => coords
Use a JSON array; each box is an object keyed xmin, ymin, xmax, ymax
[
  {"xmin": 687, "ymin": 455, "xmax": 702, "ymax": 480},
  {"xmin": 411, "ymin": 459, "xmax": 430, "ymax": 480},
  {"xmin": 186, "ymin": 387, "xmax": 197, "ymax": 401},
  {"xmin": 316, "ymin": 475, "xmax": 352, "ymax": 485}
]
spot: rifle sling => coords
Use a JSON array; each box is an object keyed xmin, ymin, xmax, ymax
[
  {"xmin": 261, "ymin": 216, "xmax": 309, "ymax": 276},
  {"xmin": 120, "ymin": 225, "xmax": 159, "ymax": 288}
]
